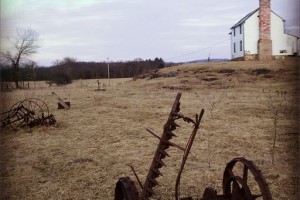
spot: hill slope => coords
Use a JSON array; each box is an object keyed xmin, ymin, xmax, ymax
[{"xmin": 0, "ymin": 58, "xmax": 299, "ymax": 200}]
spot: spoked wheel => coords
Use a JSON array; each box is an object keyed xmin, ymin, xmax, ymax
[
  {"xmin": 7, "ymin": 98, "xmax": 49, "ymax": 129},
  {"xmin": 8, "ymin": 98, "xmax": 49, "ymax": 116},
  {"xmin": 222, "ymin": 157, "xmax": 272, "ymax": 200},
  {"xmin": 19, "ymin": 98, "xmax": 49, "ymax": 117},
  {"xmin": 115, "ymin": 177, "xmax": 139, "ymax": 200}
]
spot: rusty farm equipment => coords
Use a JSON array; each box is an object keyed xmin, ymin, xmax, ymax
[
  {"xmin": 1, "ymin": 98, "xmax": 56, "ymax": 129},
  {"xmin": 114, "ymin": 92, "xmax": 272, "ymax": 200}
]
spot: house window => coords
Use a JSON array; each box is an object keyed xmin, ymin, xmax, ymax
[
  {"xmin": 240, "ymin": 40, "xmax": 243, "ymax": 51},
  {"xmin": 239, "ymin": 25, "xmax": 242, "ymax": 34},
  {"xmin": 234, "ymin": 43, "xmax": 236, "ymax": 53},
  {"xmin": 233, "ymin": 28, "xmax": 236, "ymax": 36}
]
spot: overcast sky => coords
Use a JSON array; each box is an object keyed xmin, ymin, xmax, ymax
[{"xmin": 1, "ymin": 0, "xmax": 299, "ymax": 66}]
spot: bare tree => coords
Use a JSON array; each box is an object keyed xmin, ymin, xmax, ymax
[
  {"xmin": 61, "ymin": 57, "xmax": 77, "ymax": 64},
  {"xmin": 52, "ymin": 57, "xmax": 77, "ymax": 66},
  {"xmin": 24, "ymin": 60, "xmax": 38, "ymax": 87},
  {"xmin": 1, "ymin": 28, "xmax": 40, "ymax": 88}
]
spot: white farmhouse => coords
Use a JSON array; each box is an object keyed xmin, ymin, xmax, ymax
[{"xmin": 230, "ymin": 1, "xmax": 299, "ymax": 60}]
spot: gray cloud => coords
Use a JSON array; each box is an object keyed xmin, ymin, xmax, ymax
[{"xmin": 1, "ymin": 0, "xmax": 298, "ymax": 66}]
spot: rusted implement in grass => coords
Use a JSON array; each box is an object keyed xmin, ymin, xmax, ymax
[
  {"xmin": 52, "ymin": 92, "xmax": 70, "ymax": 109},
  {"xmin": 114, "ymin": 92, "xmax": 272, "ymax": 200},
  {"xmin": 0, "ymin": 98, "xmax": 56, "ymax": 129}
]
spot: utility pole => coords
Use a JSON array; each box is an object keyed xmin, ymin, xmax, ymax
[{"xmin": 107, "ymin": 57, "xmax": 110, "ymax": 86}]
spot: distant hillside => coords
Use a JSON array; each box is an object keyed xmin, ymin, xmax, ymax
[
  {"xmin": 188, "ymin": 58, "xmax": 229, "ymax": 63},
  {"xmin": 166, "ymin": 58, "xmax": 230, "ymax": 66},
  {"xmin": 134, "ymin": 58, "xmax": 299, "ymax": 91}
]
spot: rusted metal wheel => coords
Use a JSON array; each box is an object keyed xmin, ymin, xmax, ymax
[
  {"xmin": 7, "ymin": 98, "xmax": 49, "ymax": 129},
  {"xmin": 20, "ymin": 98, "xmax": 49, "ymax": 117},
  {"xmin": 115, "ymin": 177, "xmax": 139, "ymax": 200},
  {"xmin": 222, "ymin": 157, "xmax": 272, "ymax": 200},
  {"xmin": 8, "ymin": 98, "xmax": 49, "ymax": 117}
]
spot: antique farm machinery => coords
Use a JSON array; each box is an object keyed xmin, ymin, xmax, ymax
[
  {"xmin": 1, "ymin": 98, "xmax": 56, "ymax": 129},
  {"xmin": 114, "ymin": 92, "xmax": 272, "ymax": 200}
]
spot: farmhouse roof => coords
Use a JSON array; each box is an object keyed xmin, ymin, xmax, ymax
[{"xmin": 231, "ymin": 8, "xmax": 285, "ymax": 29}]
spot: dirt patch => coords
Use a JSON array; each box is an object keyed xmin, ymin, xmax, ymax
[
  {"xmin": 251, "ymin": 68, "xmax": 272, "ymax": 75},
  {"xmin": 67, "ymin": 158, "xmax": 97, "ymax": 166},
  {"xmin": 202, "ymin": 77, "xmax": 218, "ymax": 82},
  {"xmin": 218, "ymin": 69, "xmax": 236, "ymax": 75},
  {"xmin": 162, "ymin": 85, "xmax": 192, "ymax": 91}
]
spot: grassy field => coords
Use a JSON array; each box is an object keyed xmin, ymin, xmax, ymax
[{"xmin": 0, "ymin": 58, "xmax": 299, "ymax": 200}]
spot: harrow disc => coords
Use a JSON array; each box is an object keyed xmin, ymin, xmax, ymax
[{"xmin": 222, "ymin": 157, "xmax": 272, "ymax": 200}]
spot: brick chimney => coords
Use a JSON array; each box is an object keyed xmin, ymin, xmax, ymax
[{"xmin": 258, "ymin": 0, "xmax": 273, "ymax": 60}]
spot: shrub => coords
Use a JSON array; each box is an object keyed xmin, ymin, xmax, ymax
[{"xmin": 51, "ymin": 73, "xmax": 72, "ymax": 85}]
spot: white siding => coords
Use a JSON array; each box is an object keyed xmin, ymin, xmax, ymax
[
  {"xmin": 271, "ymin": 13, "xmax": 298, "ymax": 55},
  {"xmin": 244, "ymin": 11, "xmax": 259, "ymax": 55},
  {"xmin": 231, "ymin": 25, "xmax": 244, "ymax": 59}
]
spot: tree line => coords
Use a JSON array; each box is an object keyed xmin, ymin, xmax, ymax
[
  {"xmin": 0, "ymin": 57, "xmax": 166, "ymax": 84},
  {"xmin": 0, "ymin": 27, "xmax": 167, "ymax": 87}
]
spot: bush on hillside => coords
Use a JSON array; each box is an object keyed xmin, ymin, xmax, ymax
[{"xmin": 50, "ymin": 73, "xmax": 72, "ymax": 85}]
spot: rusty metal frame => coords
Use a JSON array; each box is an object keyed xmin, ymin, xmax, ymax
[
  {"xmin": 1, "ymin": 98, "xmax": 56, "ymax": 129},
  {"xmin": 114, "ymin": 92, "xmax": 273, "ymax": 200}
]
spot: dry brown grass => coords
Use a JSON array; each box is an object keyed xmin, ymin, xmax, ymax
[{"xmin": 0, "ymin": 58, "xmax": 299, "ymax": 200}]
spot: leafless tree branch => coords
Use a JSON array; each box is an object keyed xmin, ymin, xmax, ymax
[{"xmin": 1, "ymin": 28, "xmax": 40, "ymax": 88}]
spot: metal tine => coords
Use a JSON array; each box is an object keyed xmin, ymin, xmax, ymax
[
  {"xmin": 170, "ymin": 121, "xmax": 181, "ymax": 128},
  {"xmin": 159, "ymin": 149, "xmax": 170, "ymax": 157},
  {"xmin": 166, "ymin": 131, "xmax": 177, "ymax": 137},
  {"xmin": 145, "ymin": 187, "xmax": 156, "ymax": 196},
  {"xmin": 152, "ymin": 168, "xmax": 163, "ymax": 177},
  {"xmin": 156, "ymin": 158, "xmax": 167, "ymax": 167},
  {"xmin": 149, "ymin": 178, "xmax": 159, "ymax": 186},
  {"xmin": 146, "ymin": 128, "xmax": 185, "ymax": 151}
]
